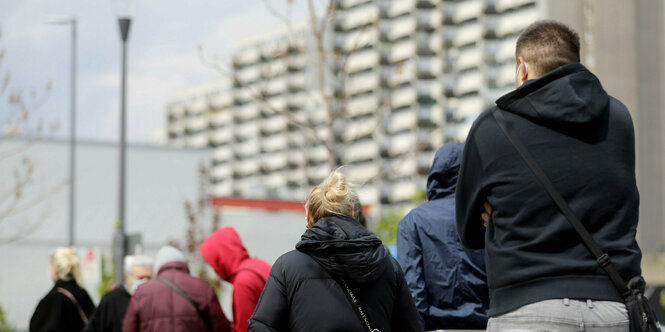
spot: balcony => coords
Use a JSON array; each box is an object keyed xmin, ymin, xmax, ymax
[
  {"xmin": 261, "ymin": 152, "xmax": 288, "ymax": 172},
  {"xmin": 486, "ymin": 0, "xmax": 536, "ymax": 13},
  {"xmin": 456, "ymin": 45, "xmax": 482, "ymax": 71},
  {"xmin": 335, "ymin": 4, "xmax": 378, "ymax": 31},
  {"xmin": 263, "ymin": 76, "xmax": 288, "ymax": 96},
  {"xmin": 266, "ymin": 95, "xmax": 288, "ymax": 112},
  {"xmin": 309, "ymin": 145, "xmax": 329, "ymax": 163},
  {"xmin": 288, "ymin": 72, "xmax": 307, "ymax": 91},
  {"xmin": 444, "ymin": 122, "xmax": 473, "ymax": 142},
  {"xmin": 234, "ymin": 47, "xmax": 260, "ymax": 67},
  {"xmin": 210, "ymin": 91, "xmax": 233, "ymax": 110},
  {"xmin": 341, "ymin": 139, "xmax": 379, "ymax": 164},
  {"xmin": 444, "ymin": 21, "xmax": 481, "ymax": 48},
  {"xmin": 210, "ymin": 110, "xmax": 232, "ymax": 127},
  {"xmin": 345, "ymin": 49, "xmax": 379, "ymax": 73},
  {"xmin": 417, "ymin": 80, "xmax": 442, "ymax": 98},
  {"xmin": 263, "ymin": 173, "xmax": 287, "ymax": 188},
  {"xmin": 308, "ymin": 163, "xmax": 330, "ymax": 183},
  {"xmin": 381, "ymin": 60, "xmax": 416, "ymax": 87},
  {"xmin": 380, "ymin": 16, "xmax": 416, "ymax": 42},
  {"xmin": 486, "ymin": 8, "xmax": 539, "ymax": 38},
  {"xmin": 234, "ymin": 138, "xmax": 261, "ymax": 158},
  {"xmin": 211, "ymin": 164, "xmax": 233, "ymax": 180},
  {"xmin": 381, "ymin": 180, "xmax": 418, "ymax": 203},
  {"xmin": 416, "ymin": 10, "xmax": 442, "ymax": 30},
  {"xmin": 287, "ymin": 150, "xmax": 305, "ymax": 167},
  {"xmin": 417, "ymin": 150, "xmax": 435, "ymax": 174},
  {"xmin": 345, "ymin": 162, "xmax": 380, "ymax": 183},
  {"xmin": 386, "ymin": 109, "xmax": 417, "ymax": 133},
  {"xmin": 334, "ymin": 29, "xmax": 378, "ymax": 52},
  {"xmin": 287, "ymin": 53, "xmax": 307, "ymax": 71},
  {"xmin": 261, "ymin": 60, "xmax": 287, "ymax": 78},
  {"xmin": 211, "ymin": 182, "xmax": 233, "ymax": 197},
  {"xmin": 234, "ymin": 157, "xmax": 260, "ymax": 176},
  {"xmin": 417, "ymin": 104, "xmax": 443, "ymax": 125},
  {"xmin": 444, "ymin": 0, "xmax": 483, "ymax": 24},
  {"xmin": 387, "ymin": 157, "xmax": 417, "ymax": 178},
  {"xmin": 381, "ymin": 40, "xmax": 417, "ymax": 64},
  {"xmin": 346, "ymin": 93, "xmax": 379, "ymax": 117},
  {"xmin": 186, "ymin": 114, "xmax": 208, "ymax": 132},
  {"xmin": 261, "ymin": 115, "xmax": 288, "ymax": 135},
  {"xmin": 391, "ymin": 86, "xmax": 417, "ymax": 108},
  {"xmin": 381, "ymin": 132, "xmax": 416, "ymax": 157},
  {"xmin": 235, "ymin": 103, "xmax": 260, "ymax": 122},
  {"xmin": 417, "ymin": 56, "xmax": 442, "ymax": 77},
  {"xmin": 485, "ymin": 37, "xmax": 519, "ymax": 64},
  {"xmin": 212, "ymin": 145, "xmax": 233, "ymax": 162},
  {"xmin": 455, "ymin": 94, "xmax": 485, "ymax": 119},
  {"xmin": 491, "ymin": 62, "xmax": 517, "ymax": 88},
  {"xmin": 380, "ymin": 0, "xmax": 415, "ymax": 18},
  {"xmin": 236, "ymin": 66, "xmax": 261, "ymax": 84},
  {"xmin": 416, "ymin": 32, "xmax": 441, "ymax": 54},
  {"xmin": 346, "ymin": 71, "xmax": 379, "ymax": 95},
  {"xmin": 234, "ymin": 121, "xmax": 260, "ymax": 140},
  {"xmin": 261, "ymin": 133, "xmax": 288, "ymax": 152},
  {"xmin": 416, "ymin": 0, "xmax": 438, "ymax": 8},
  {"xmin": 454, "ymin": 70, "xmax": 483, "ymax": 95},
  {"xmin": 335, "ymin": 0, "xmax": 373, "ymax": 11},
  {"xmin": 210, "ymin": 129, "xmax": 233, "ymax": 145},
  {"xmin": 342, "ymin": 118, "xmax": 376, "ymax": 141}
]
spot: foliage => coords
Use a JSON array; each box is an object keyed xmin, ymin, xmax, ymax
[
  {"xmin": 0, "ymin": 303, "xmax": 14, "ymax": 332},
  {"xmin": 98, "ymin": 253, "xmax": 116, "ymax": 298},
  {"xmin": 375, "ymin": 208, "xmax": 404, "ymax": 245},
  {"xmin": 409, "ymin": 190, "xmax": 427, "ymax": 204}
]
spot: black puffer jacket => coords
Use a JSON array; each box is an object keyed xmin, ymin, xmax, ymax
[{"xmin": 248, "ymin": 215, "xmax": 423, "ymax": 332}]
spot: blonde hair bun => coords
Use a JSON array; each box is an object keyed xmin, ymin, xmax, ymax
[
  {"xmin": 306, "ymin": 170, "xmax": 359, "ymax": 224},
  {"xmin": 50, "ymin": 247, "xmax": 82, "ymax": 283}
]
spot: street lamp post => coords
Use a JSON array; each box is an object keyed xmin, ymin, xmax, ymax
[
  {"xmin": 45, "ymin": 16, "xmax": 77, "ymax": 247},
  {"xmin": 113, "ymin": 0, "xmax": 137, "ymax": 285}
]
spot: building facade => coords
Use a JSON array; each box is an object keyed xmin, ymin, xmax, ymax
[{"xmin": 166, "ymin": 0, "xmax": 665, "ymax": 264}]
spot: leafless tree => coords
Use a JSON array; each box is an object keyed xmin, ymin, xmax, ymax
[{"xmin": 0, "ymin": 26, "xmax": 63, "ymax": 244}]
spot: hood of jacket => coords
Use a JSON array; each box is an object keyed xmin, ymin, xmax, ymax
[
  {"xmin": 496, "ymin": 63, "xmax": 609, "ymax": 124},
  {"xmin": 199, "ymin": 226, "xmax": 250, "ymax": 281},
  {"xmin": 296, "ymin": 215, "xmax": 388, "ymax": 284},
  {"xmin": 427, "ymin": 142, "xmax": 464, "ymax": 201}
]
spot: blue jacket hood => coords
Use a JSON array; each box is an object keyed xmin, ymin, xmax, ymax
[{"xmin": 427, "ymin": 142, "xmax": 464, "ymax": 201}]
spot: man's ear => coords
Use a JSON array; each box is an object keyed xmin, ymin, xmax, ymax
[{"xmin": 518, "ymin": 56, "xmax": 529, "ymax": 82}]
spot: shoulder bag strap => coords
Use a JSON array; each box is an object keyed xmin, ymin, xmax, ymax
[
  {"xmin": 157, "ymin": 276, "xmax": 211, "ymax": 331},
  {"xmin": 328, "ymin": 274, "xmax": 379, "ymax": 332},
  {"xmin": 228, "ymin": 268, "xmax": 267, "ymax": 284},
  {"xmin": 56, "ymin": 287, "xmax": 89, "ymax": 324},
  {"xmin": 491, "ymin": 108, "xmax": 632, "ymax": 300}
]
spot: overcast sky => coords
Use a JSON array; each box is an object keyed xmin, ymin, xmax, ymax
[{"xmin": 1, "ymin": 0, "xmax": 307, "ymax": 144}]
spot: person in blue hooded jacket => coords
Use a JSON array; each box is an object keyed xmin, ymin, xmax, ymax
[{"xmin": 397, "ymin": 142, "xmax": 489, "ymax": 330}]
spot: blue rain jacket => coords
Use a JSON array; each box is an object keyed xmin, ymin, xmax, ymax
[{"xmin": 396, "ymin": 142, "xmax": 489, "ymax": 330}]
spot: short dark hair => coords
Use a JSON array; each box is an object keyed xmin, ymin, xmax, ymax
[{"xmin": 516, "ymin": 20, "xmax": 580, "ymax": 77}]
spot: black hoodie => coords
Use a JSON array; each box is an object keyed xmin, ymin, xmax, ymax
[
  {"xmin": 456, "ymin": 63, "xmax": 642, "ymax": 316},
  {"xmin": 248, "ymin": 215, "xmax": 423, "ymax": 332}
]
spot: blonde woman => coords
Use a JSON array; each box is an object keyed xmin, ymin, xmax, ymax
[
  {"xmin": 30, "ymin": 247, "xmax": 95, "ymax": 332},
  {"xmin": 248, "ymin": 171, "xmax": 423, "ymax": 331}
]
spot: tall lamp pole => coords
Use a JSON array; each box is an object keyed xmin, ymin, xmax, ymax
[
  {"xmin": 45, "ymin": 16, "xmax": 77, "ymax": 247},
  {"xmin": 113, "ymin": 0, "xmax": 137, "ymax": 285}
]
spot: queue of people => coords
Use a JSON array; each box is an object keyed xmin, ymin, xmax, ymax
[{"xmin": 28, "ymin": 19, "xmax": 650, "ymax": 332}]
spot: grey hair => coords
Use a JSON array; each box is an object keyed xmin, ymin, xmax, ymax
[{"xmin": 124, "ymin": 255, "xmax": 153, "ymax": 275}]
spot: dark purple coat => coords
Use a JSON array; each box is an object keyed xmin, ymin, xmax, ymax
[{"xmin": 122, "ymin": 262, "xmax": 230, "ymax": 332}]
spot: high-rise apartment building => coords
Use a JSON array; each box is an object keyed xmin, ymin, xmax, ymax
[{"xmin": 167, "ymin": 1, "xmax": 665, "ymax": 265}]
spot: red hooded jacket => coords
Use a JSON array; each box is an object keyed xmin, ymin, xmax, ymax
[
  {"xmin": 122, "ymin": 262, "xmax": 231, "ymax": 332},
  {"xmin": 200, "ymin": 227, "xmax": 271, "ymax": 332}
]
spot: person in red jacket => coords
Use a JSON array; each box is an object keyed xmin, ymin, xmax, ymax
[
  {"xmin": 122, "ymin": 246, "xmax": 231, "ymax": 332},
  {"xmin": 200, "ymin": 227, "xmax": 271, "ymax": 332}
]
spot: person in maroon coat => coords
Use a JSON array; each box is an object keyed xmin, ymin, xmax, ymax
[
  {"xmin": 200, "ymin": 227, "xmax": 271, "ymax": 332},
  {"xmin": 122, "ymin": 246, "xmax": 231, "ymax": 332}
]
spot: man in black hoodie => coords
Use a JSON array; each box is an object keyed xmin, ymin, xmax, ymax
[{"xmin": 456, "ymin": 20, "xmax": 642, "ymax": 331}]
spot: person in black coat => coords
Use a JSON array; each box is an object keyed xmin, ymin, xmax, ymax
[
  {"xmin": 83, "ymin": 255, "xmax": 153, "ymax": 332},
  {"xmin": 248, "ymin": 170, "xmax": 423, "ymax": 332},
  {"xmin": 30, "ymin": 247, "xmax": 95, "ymax": 332}
]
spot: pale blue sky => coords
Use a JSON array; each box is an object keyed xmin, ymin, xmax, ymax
[{"xmin": 1, "ymin": 0, "xmax": 307, "ymax": 143}]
